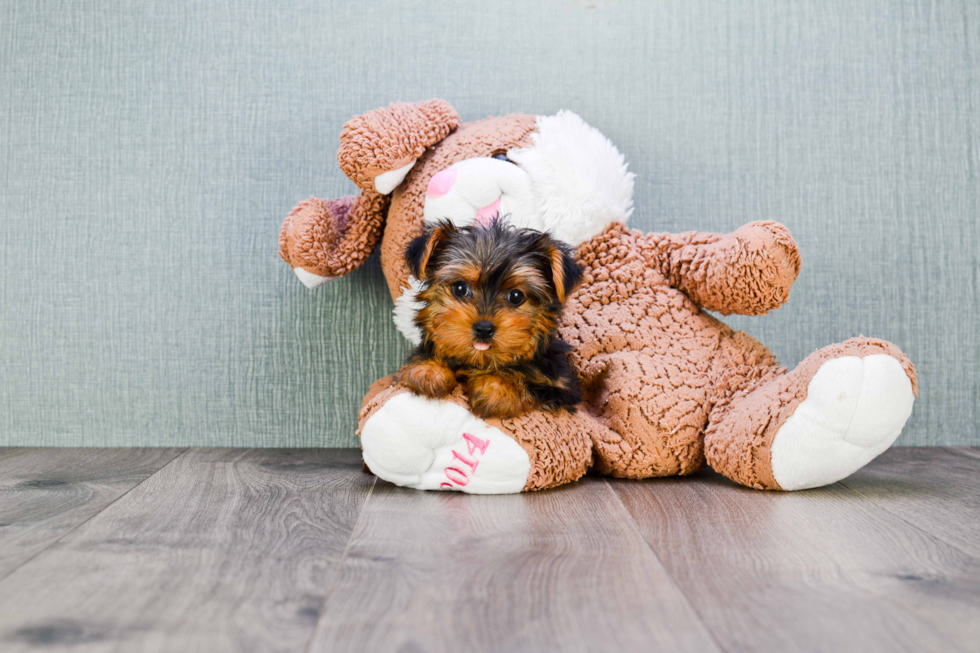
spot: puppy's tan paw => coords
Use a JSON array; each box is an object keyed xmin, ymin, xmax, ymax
[
  {"xmin": 467, "ymin": 374, "xmax": 531, "ymax": 419},
  {"xmin": 397, "ymin": 360, "xmax": 458, "ymax": 399}
]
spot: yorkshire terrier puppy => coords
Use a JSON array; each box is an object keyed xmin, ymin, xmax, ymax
[{"xmin": 397, "ymin": 218, "xmax": 583, "ymax": 419}]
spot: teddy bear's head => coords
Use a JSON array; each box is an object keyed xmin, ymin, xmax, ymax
[{"xmin": 279, "ymin": 100, "xmax": 635, "ymax": 343}]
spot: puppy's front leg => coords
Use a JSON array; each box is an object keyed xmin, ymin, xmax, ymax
[
  {"xmin": 397, "ymin": 358, "xmax": 458, "ymax": 399},
  {"xmin": 466, "ymin": 372, "xmax": 530, "ymax": 419}
]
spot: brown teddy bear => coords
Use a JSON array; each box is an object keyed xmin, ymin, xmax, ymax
[{"xmin": 279, "ymin": 99, "xmax": 917, "ymax": 493}]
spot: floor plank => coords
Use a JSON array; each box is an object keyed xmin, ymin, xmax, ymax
[
  {"xmin": 612, "ymin": 468, "xmax": 980, "ymax": 653},
  {"xmin": 305, "ymin": 477, "xmax": 722, "ymax": 653},
  {"xmin": 0, "ymin": 447, "xmax": 976, "ymax": 652},
  {"xmin": 947, "ymin": 446, "xmax": 980, "ymax": 461},
  {"xmin": 0, "ymin": 447, "xmax": 184, "ymax": 579},
  {"xmin": 839, "ymin": 447, "xmax": 980, "ymax": 557},
  {"xmin": 0, "ymin": 449, "xmax": 373, "ymax": 653}
]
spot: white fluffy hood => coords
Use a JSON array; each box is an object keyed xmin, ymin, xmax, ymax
[{"xmin": 508, "ymin": 110, "xmax": 634, "ymax": 245}]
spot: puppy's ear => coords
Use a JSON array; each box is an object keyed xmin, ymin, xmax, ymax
[
  {"xmin": 406, "ymin": 221, "xmax": 456, "ymax": 280},
  {"xmin": 545, "ymin": 240, "xmax": 582, "ymax": 304}
]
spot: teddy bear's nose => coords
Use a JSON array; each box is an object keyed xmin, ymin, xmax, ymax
[{"xmin": 426, "ymin": 168, "xmax": 457, "ymax": 198}]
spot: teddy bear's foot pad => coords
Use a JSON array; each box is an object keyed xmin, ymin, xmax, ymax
[
  {"xmin": 360, "ymin": 393, "xmax": 531, "ymax": 493},
  {"xmin": 770, "ymin": 354, "xmax": 914, "ymax": 490}
]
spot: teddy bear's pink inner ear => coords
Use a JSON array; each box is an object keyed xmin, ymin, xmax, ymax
[{"xmin": 338, "ymin": 99, "xmax": 460, "ymax": 192}]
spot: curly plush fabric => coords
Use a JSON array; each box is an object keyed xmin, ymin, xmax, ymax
[
  {"xmin": 558, "ymin": 222, "xmax": 791, "ymax": 480},
  {"xmin": 338, "ymin": 100, "xmax": 460, "ymax": 192},
  {"xmin": 649, "ymin": 221, "xmax": 802, "ymax": 316},
  {"xmin": 278, "ymin": 191, "xmax": 388, "ymax": 278},
  {"xmin": 281, "ymin": 100, "xmax": 918, "ymax": 493}
]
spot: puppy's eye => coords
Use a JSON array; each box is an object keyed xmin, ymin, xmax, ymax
[
  {"xmin": 492, "ymin": 152, "xmax": 513, "ymax": 163},
  {"xmin": 451, "ymin": 281, "xmax": 469, "ymax": 299},
  {"xmin": 506, "ymin": 289, "xmax": 526, "ymax": 306}
]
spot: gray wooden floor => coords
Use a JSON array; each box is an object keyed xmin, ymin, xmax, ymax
[{"xmin": 0, "ymin": 448, "xmax": 977, "ymax": 653}]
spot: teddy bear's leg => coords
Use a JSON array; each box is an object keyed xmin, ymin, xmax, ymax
[
  {"xmin": 704, "ymin": 337, "xmax": 917, "ymax": 490},
  {"xmin": 580, "ymin": 351, "xmax": 713, "ymax": 479},
  {"xmin": 358, "ymin": 377, "xmax": 599, "ymax": 493}
]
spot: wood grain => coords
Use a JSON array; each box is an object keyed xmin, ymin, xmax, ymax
[
  {"xmin": 305, "ymin": 477, "xmax": 722, "ymax": 653},
  {"xmin": 0, "ymin": 447, "xmax": 184, "ymax": 579},
  {"xmin": 0, "ymin": 448, "xmax": 976, "ymax": 652},
  {"xmin": 0, "ymin": 449, "xmax": 372, "ymax": 653},
  {"xmin": 840, "ymin": 447, "xmax": 980, "ymax": 557},
  {"xmin": 947, "ymin": 446, "xmax": 980, "ymax": 461},
  {"xmin": 612, "ymin": 466, "xmax": 980, "ymax": 653}
]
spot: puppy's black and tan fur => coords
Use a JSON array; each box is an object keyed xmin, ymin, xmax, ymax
[{"xmin": 397, "ymin": 219, "xmax": 583, "ymax": 419}]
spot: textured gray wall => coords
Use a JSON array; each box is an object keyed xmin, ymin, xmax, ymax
[{"xmin": 1, "ymin": 0, "xmax": 977, "ymax": 447}]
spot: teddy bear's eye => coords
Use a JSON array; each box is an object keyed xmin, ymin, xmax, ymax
[
  {"xmin": 451, "ymin": 281, "xmax": 470, "ymax": 299},
  {"xmin": 492, "ymin": 152, "xmax": 513, "ymax": 163}
]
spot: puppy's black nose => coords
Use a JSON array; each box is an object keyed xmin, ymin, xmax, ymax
[{"xmin": 473, "ymin": 321, "xmax": 495, "ymax": 340}]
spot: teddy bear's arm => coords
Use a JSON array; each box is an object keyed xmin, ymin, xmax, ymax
[
  {"xmin": 645, "ymin": 220, "xmax": 801, "ymax": 315},
  {"xmin": 278, "ymin": 190, "xmax": 389, "ymax": 286}
]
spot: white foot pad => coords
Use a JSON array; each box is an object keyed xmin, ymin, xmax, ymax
[
  {"xmin": 360, "ymin": 393, "xmax": 531, "ymax": 494},
  {"xmin": 770, "ymin": 354, "xmax": 914, "ymax": 490}
]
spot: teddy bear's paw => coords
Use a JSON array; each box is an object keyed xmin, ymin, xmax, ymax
[
  {"xmin": 360, "ymin": 392, "xmax": 531, "ymax": 494},
  {"xmin": 770, "ymin": 354, "xmax": 915, "ymax": 490}
]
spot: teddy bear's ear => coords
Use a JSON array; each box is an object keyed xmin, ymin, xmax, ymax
[
  {"xmin": 338, "ymin": 100, "xmax": 460, "ymax": 195},
  {"xmin": 405, "ymin": 220, "xmax": 457, "ymax": 281}
]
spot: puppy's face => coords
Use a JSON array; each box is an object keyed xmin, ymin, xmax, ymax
[{"xmin": 407, "ymin": 219, "xmax": 581, "ymax": 367}]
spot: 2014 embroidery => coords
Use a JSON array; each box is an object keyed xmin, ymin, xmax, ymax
[{"xmin": 440, "ymin": 432, "xmax": 490, "ymax": 489}]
